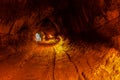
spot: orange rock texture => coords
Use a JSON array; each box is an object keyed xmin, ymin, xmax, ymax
[{"xmin": 0, "ymin": 0, "xmax": 120, "ymax": 80}]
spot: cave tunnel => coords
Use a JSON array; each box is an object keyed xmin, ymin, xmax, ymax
[{"xmin": 0, "ymin": 0, "xmax": 120, "ymax": 80}]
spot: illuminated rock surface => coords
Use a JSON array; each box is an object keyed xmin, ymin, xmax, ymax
[{"xmin": 0, "ymin": 0, "xmax": 120, "ymax": 80}]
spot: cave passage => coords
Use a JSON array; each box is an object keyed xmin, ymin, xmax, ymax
[{"xmin": 0, "ymin": 0, "xmax": 120, "ymax": 80}]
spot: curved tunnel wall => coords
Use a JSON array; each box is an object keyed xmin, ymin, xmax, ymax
[{"xmin": 0, "ymin": 0, "xmax": 120, "ymax": 80}]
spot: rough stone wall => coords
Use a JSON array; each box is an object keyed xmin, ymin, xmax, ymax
[{"xmin": 0, "ymin": 0, "xmax": 120, "ymax": 80}]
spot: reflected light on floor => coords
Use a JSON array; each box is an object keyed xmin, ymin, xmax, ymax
[{"xmin": 54, "ymin": 36, "xmax": 69, "ymax": 56}]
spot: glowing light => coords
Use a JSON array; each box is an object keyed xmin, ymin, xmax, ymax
[
  {"xmin": 48, "ymin": 34, "xmax": 54, "ymax": 38},
  {"xmin": 35, "ymin": 33, "xmax": 41, "ymax": 41},
  {"xmin": 54, "ymin": 36, "xmax": 69, "ymax": 56}
]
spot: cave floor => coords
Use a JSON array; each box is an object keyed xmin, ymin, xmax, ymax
[{"xmin": 0, "ymin": 36, "xmax": 120, "ymax": 80}]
